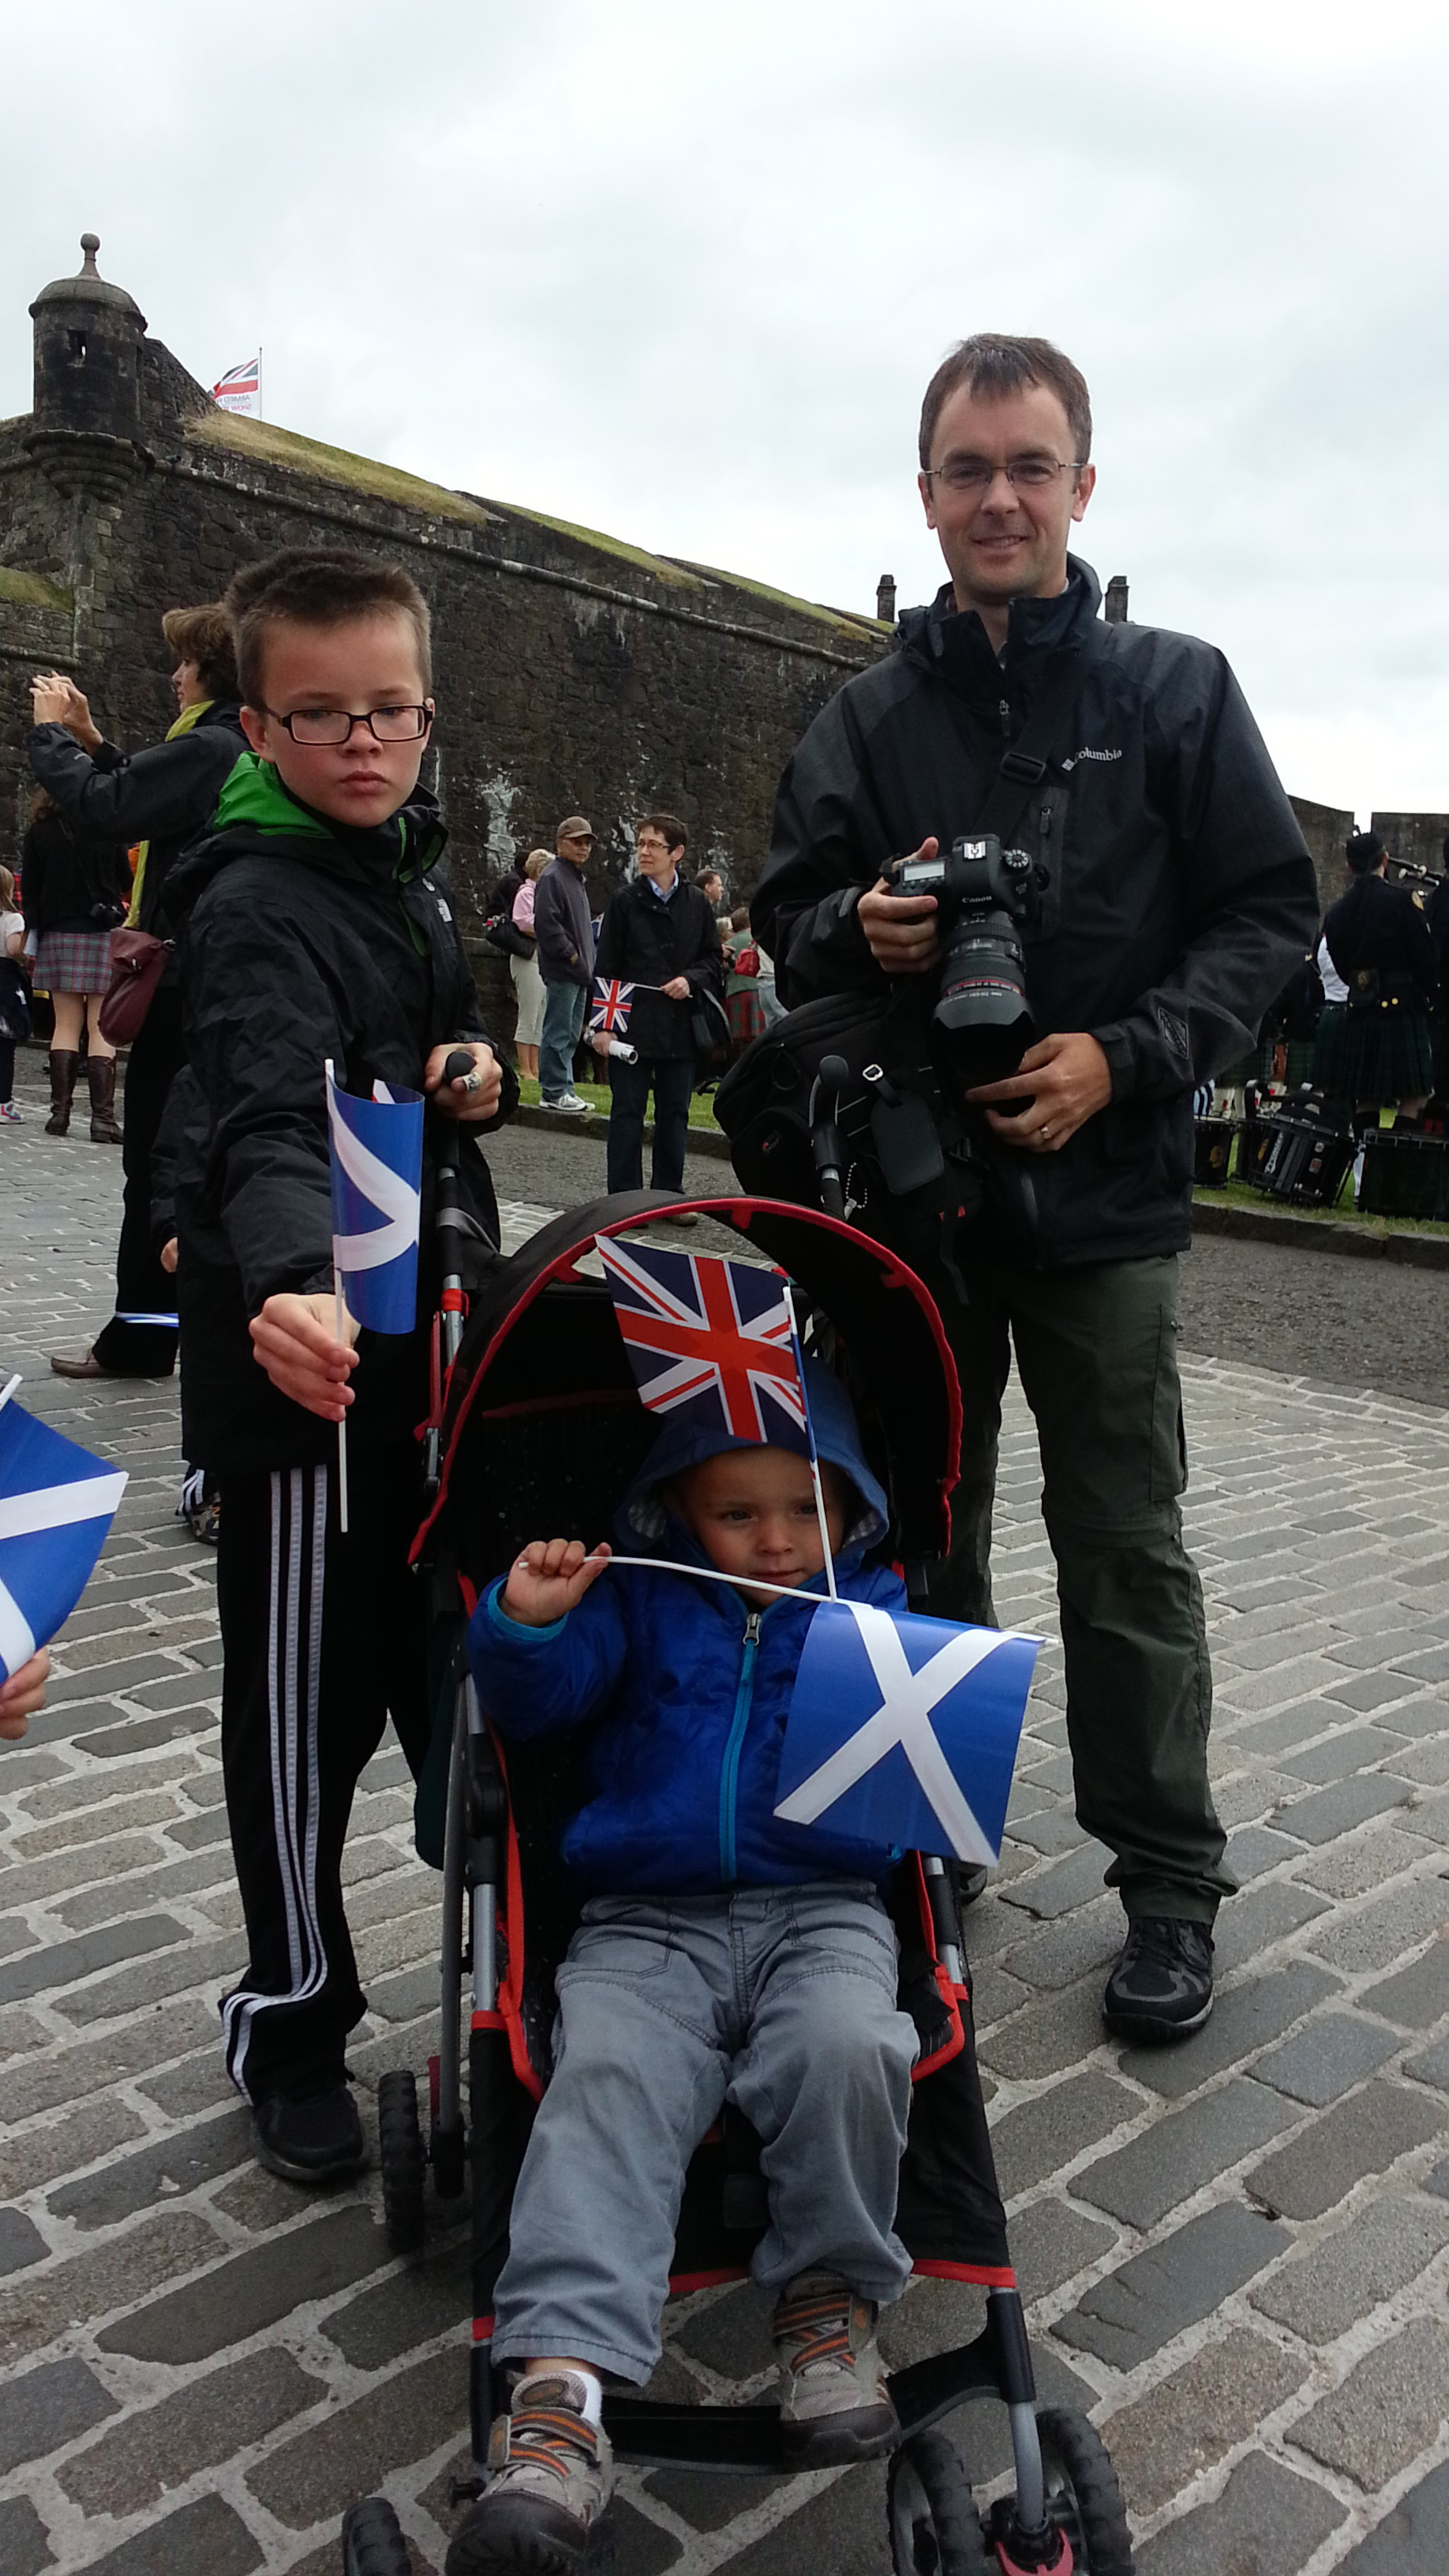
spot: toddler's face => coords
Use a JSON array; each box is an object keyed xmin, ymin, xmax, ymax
[{"xmin": 672, "ymin": 1447, "xmax": 848, "ymax": 1607}]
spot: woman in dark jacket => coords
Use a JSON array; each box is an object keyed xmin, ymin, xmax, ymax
[
  {"xmin": 18, "ymin": 790, "xmax": 131, "ymax": 1138},
  {"xmin": 1322, "ymin": 829, "xmax": 1439, "ymax": 1120},
  {"xmin": 28, "ymin": 603, "xmax": 247, "ymax": 1378}
]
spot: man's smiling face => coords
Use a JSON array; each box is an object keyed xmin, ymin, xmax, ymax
[{"xmin": 919, "ymin": 378, "xmax": 1095, "ymax": 619}]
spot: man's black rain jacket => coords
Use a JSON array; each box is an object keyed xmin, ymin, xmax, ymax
[
  {"xmin": 751, "ymin": 557, "xmax": 1320, "ymax": 1268},
  {"xmin": 167, "ymin": 756, "xmax": 518, "ymax": 1474}
]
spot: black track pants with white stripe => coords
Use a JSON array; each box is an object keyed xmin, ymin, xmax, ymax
[{"xmin": 215, "ymin": 1450, "xmax": 429, "ymax": 2102}]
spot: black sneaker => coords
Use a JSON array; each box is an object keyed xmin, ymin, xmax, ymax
[
  {"xmin": 253, "ymin": 2080, "xmax": 367, "ymax": 2183},
  {"xmin": 1102, "ymin": 1917, "xmax": 1214, "ymax": 2042}
]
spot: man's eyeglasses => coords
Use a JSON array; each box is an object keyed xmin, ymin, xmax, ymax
[
  {"xmin": 923, "ymin": 457, "xmax": 1086, "ymax": 495},
  {"xmin": 265, "ymin": 703, "xmax": 432, "ymax": 746}
]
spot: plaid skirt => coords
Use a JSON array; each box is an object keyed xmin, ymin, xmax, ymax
[
  {"xmin": 1316, "ymin": 1000, "xmax": 1434, "ymax": 1108},
  {"xmin": 33, "ymin": 927, "xmax": 114, "ymax": 996}
]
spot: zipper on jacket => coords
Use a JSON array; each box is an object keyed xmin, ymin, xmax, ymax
[{"xmin": 718, "ymin": 1610, "xmax": 762, "ymax": 1882}]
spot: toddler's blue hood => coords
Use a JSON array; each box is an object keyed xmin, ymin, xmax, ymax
[{"xmin": 620, "ymin": 1361, "xmax": 889, "ymax": 1559}]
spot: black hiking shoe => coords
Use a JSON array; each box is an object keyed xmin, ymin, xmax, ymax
[
  {"xmin": 253, "ymin": 2080, "xmax": 367, "ymax": 2183},
  {"xmin": 1102, "ymin": 1917, "xmax": 1215, "ymax": 2042},
  {"xmin": 447, "ymin": 2371, "xmax": 612, "ymax": 2573}
]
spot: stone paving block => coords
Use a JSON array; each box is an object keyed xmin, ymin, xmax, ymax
[
  {"xmin": 73, "ymin": 1709, "xmax": 213, "ymax": 1758},
  {"xmin": 57, "ymin": 1929, "xmax": 244, "ymax": 2024},
  {"xmin": 0, "ymin": 1833, "xmax": 173, "ymax": 1915},
  {"xmin": 366, "ymin": 1962, "xmax": 442, "ymax": 2022},
  {"xmin": 1253, "ymin": 2010, "xmax": 1400, "ymax": 2106},
  {"xmin": 0, "ymin": 1911, "xmax": 189, "ymax": 2008},
  {"xmin": 136, "ymin": 2048, "xmax": 239, "ymax": 2118},
  {"xmin": 1116, "ymin": 1959, "xmax": 1338, "ymax": 2102},
  {"xmin": 1135, "ymin": 2447, "xmax": 1346, "ymax": 2576},
  {"xmin": 163, "ymin": 1806, "xmax": 233, "ymax": 1849},
  {"xmin": 99, "ymin": 2203, "xmax": 391, "ymax": 2363},
  {"xmin": 1056, "ymin": 2201, "xmax": 1286, "ymax": 2370},
  {"xmin": 1275, "ymin": 1723, "xmax": 1408, "ymax": 1781},
  {"xmin": 1391, "ymin": 1644, "xmax": 1449, "ymax": 1682},
  {"xmin": 1294, "ymin": 1826, "xmax": 1428, "ymax": 1901},
  {"xmin": 1246, "ymin": 2078, "xmax": 1441, "ymax": 2222},
  {"xmin": 998, "ymin": 1840, "xmax": 1114, "ymax": 1921},
  {"xmin": 1001, "ymin": 1895, "xmax": 1125, "ymax": 1993},
  {"xmin": 673, "ymin": 2281, "xmax": 776, "ymax": 2380},
  {"xmin": 991, "ymin": 2069, "xmax": 1141, "ymax": 2202},
  {"xmin": 1099, "ymin": 2326, "xmax": 1307, "ymax": 2519},
  {"xmin": 1004, "ymin": 1804, "xmax": 1084, "ymax": 1857},
  {"xmin": 1305, "ymin": 1873, "xmax": 1449, "ymax": 1975},
  {"xmin": 698, "ymin": 2462, "xmax": 892, "ymax": 2574},
  {"xmin": 12, "ymin": 1788, "xmax": 192, "ymax": 1857},
  {"xmin": 0, "ymin": 2498, "xmax": 53, "ymax": 2576},
  {"xmin": 643, "ymin": 2462, "xmax": 777, "ymax": 2536},
  {"xmin": 4, "ymin": 1999, "xmax": 218, "ymax": 2123},
  {"xmin": 1394, "ymin": 1735, "xmax": 1449, "ymax": 1784},
  {"xmin": 0, "ymin": 2353, "xmax": 118, "ymax": 2473},
  {"xmin": 72, "ymin": 2492, "xmax": 263, "ymax": 2576},
  {"xmin": 125, "ymin": 1671, "xmax": 224, "ymax": 1713},
  {"xmin": 977, "ymin": 1975, "xmax": 1105, "ymax": 2081},
  {"xmin": 58, "ymin": 2348, "xmax": 326, "ymax": 2514},
  {"xmin": 47, "ymin": 2104, "xmax": 252, "ymax": 2227},
  {"xmin": 1336, "ymin": 2461, "xmax": 1449, "ymax": 2572},
  {"xmin": 1250, "ymin": 2192, "xmax": 1449, "ymax": 2343},
  {"xmin": 322, "ymin": 2241, "xmax": 470, "ymax": 2368},
  {"xmin": 1212, "ymin": 1880, "xmax": 1329, "ymax": 1973},
  {"xmin": 1074, "ymin": 2079, "xmax": 1297, "ymax": 2229},
  {"xmin": 1359, "ymin": 1931, "xmax": 1449, "ymax": 2028},
  {"xmin": 0, "ymin": 2211, "xmax": 223, "ymax": 2365},
  {"xmin": 41, "ymin": 1653, "xmax": 181, "ymax": 1705},
  {"xmin": 1222, "ymin": 1823, "xmax": 1305, "ymax": 1881},
  {"xmin": 1290, "ymin": 2314, "xmax": 1449, "ymax": 2488},
  {"xmin": 247, "ymin": 2346, "xmax": 463, "ymax": 2527},
  {"xmin": 0, "ymin": 2092, "xmax": 147, "ymax": 2196},
  {"xmin": 1211, "ymin": 1769, "xmax": 1309, "ymax": 1832},
  {"xmin": 1271, "ymin": 1773, "xmax": 1416, "ymax": 1844},
  {"xmin": 0, "ymin": 2207, "xmax": 49, "ymax": 2276},
  {"xmin": 1009, "ymin": 2195, "xmax": 1118, "ymax": 2303}
]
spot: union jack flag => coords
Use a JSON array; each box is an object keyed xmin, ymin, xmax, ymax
[
  {"xmin": 212, "ymin": 354, "xmax": 261, "ymax": 416},
  {"xmin": 590, "ymin": 977, "xmax": 635, "ymax": 1035},
  {"xmin": 597, "ymin": 1238, "xmax": 810, "ymax": 1451}
]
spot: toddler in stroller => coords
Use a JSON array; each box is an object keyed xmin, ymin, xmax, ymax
[{"xmin": 457, "ymin": 1363, "xmax": 920, "ymax": 2567}]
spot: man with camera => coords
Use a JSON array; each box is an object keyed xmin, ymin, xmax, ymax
[{"xmin": 751, "ymin": 335, "xmax": 1318, "ymax": 2042}]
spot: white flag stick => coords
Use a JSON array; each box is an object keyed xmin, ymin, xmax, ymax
[
  {"xmin": 786, "ymin": 1288, "xmax": 837, "ymax": 1602},
  {"xmin": 334, "ymin": 1265, "xmax": 350, "ymax": 1537},
  {"xmin": 519, "ymin": 1551, "xmax": 823, "ymax": 1605}
]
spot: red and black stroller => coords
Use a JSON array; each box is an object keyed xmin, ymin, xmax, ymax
[{"xmin": 342, "ymin": 1171, "xmax": 1136, "ymax": 2576}]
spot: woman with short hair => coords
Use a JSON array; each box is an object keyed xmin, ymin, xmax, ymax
[{"xmin": 510, "ymin": 848, "xmax": 550, "ymax": 1080}]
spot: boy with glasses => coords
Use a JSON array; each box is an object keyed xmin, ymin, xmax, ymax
[{"xmin": 166, "ymin": 545, "xmax": 516, "ymax": 2180}]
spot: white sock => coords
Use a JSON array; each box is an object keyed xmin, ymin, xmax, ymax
[{"xmin": 524, "ymin": 2364, "xmax": 603, "ymax": 2427}]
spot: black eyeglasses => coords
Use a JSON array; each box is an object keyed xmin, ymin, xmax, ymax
[
  {"xmin": 923, "ymin": 457, "xmax": 1086, "ymax": 494},
  {"xmin": 265, "ymin": 703, "xmax": 432, "ymax": 746}
]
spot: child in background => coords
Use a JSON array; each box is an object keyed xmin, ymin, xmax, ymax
[{"xmin": 455, "ymin": 1365, "xmax": 918, "ymax": 2574}]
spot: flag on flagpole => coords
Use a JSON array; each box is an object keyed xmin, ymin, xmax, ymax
[
  {"xmin": 597, "ymin": 1239, "xmax": 811, "ymax": 1453},
  {"xmin": 773, "ymin": 1599, "xmax": 1037, "ymax": 1865},
  {"xmin": 212, "ymin": 354, "xmax": 261, "ymax": 417},
  {"xmin": 590, "ymin": 977, "xmax": 635, "ymax": 1035},
  {"xmin": 0, "ymin": 1382, "xmax": 128, "ymax": 1682},
  {"xmin": 324, "ymin": 1064, "xmax": 424, "ymax": 1335}
]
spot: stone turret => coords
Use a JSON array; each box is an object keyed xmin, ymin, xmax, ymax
[{"xmin": 28, "ymin": 234, "xmax": 149, "ymax": 495}]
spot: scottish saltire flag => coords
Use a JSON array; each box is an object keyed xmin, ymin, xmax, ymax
[
  {"xmin": 212, "ymin": 354, "xmax": 261, "ymax": 417},
  {"xmin": 597, "ymin": 1239, "xmax": 810, "ymax": 1453},
  {"xmin": 0, "ymin": 1384, "xmax": 127, "ymax": 1683},
  {"xmin": 774, "ymin": 1601, "xmax": 1037, "ymax": 1865},
  {"xmin": 325, "ymin": 1063, "xmax": 424, "ymax": 1335},
  {"xmin": 590, "ymin": 978, "xmax": 635, "ymax": 1035}
]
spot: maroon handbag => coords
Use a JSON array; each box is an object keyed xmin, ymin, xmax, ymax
[{"xmin": 99, "ymin": 928, "xmax": 171, "ymax": 1046}]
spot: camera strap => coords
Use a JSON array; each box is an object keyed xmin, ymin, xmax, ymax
[{"xmin": 964, "ymin": 631, "xmax": 1102, "ymax": 845}]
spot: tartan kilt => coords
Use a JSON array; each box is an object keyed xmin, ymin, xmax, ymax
[
  {"xmin": 727, "ymin": 987, "xmax": 766, "ymax": 1054},
  {"xmin": 33, "ymin": 927, "xmax": 114, "ymax": 996},
  {"xmin": 1310, "ymin": 1002, "xmax": 1356, "ymax": 1106},
  {"xmin": 1343, "ymin": 1002, "xmax": 1435, "ymax": 1107}
]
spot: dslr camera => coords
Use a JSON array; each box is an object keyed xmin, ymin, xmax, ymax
[{"xmin": 888, "ymin": 833, "xmax": 1046, "ymax": 1096}]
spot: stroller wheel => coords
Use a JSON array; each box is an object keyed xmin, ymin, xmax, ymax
[
  {"xmin": 886, "ymin": 2428, "xmax": 992, "ymax": 2574},
  {"xmin": 342, "ymin": 2495, "xmax": 411, "ymax": 2574},
  {"xmin": 1032, "ymin": 2408, "xmax": 1135, "ymax": 2573},
  {"xmin": 377, "ymin": 2070, "xmax": 427, "ymax": 2252}
]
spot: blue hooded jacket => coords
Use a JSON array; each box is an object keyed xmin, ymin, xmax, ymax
[{"xmin": 466, "ymin": 1368, "xmax": 907, "ymax": 1893}]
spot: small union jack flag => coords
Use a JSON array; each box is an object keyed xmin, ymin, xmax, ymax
[
  {"xmin": 597, "ymin": 1238, "xmax": 810, "ymax": 1451},
  {"xmin": 590, "ymin": 977, "xmax": 635, "ymax": 1035}
]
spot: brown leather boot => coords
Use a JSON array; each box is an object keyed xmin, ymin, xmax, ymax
[
  {"xmin": 88, "ymin": 1054, "xmax": 122, "ymax": 1143},
  {"xmin": 45, "ymin": 1049, "xmax": 79, "ymax": 1136}
]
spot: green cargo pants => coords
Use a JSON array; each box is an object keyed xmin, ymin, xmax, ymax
[{"xmin": 925, "ymin": 1252, "xmax": 1232, "ymax": 1926}]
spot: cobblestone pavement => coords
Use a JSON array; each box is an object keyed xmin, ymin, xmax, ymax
[{"xmin": 3, "ymin": 1050, "xmax": 1449, "ymax": 2575}]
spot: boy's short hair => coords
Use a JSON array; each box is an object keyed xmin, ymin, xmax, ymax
[
  {"xmin": 638, "ymin": 811, "xmax": 687, "ymax": 854},
  {"xmin": 225, "ymin": 547, "xmax": 432, "ymax": 710},
  {"xmin": 160, "ymin": 604, "xmax": 238, "ymax": 703}
]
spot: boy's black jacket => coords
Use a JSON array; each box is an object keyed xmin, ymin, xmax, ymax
[
  {"xmin": 593, "ymin": 874, "xmax": 723, "ymax": 1058},
  {"xmin": 167, "ymin": 756, "xmax": 519, "ymax": 1473}
]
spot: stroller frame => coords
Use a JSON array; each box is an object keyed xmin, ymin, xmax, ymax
[{"xmin": 356, "ymin": 1176, "xmax": 1135, "ymax": 2575}]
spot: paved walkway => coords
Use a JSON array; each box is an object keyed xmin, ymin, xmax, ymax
[{"xmin": 2, "ymin": 1053, "xmax": 1448, "ymax": 2574}]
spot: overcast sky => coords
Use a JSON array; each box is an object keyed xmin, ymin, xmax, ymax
[{"xmin": 3, "ymin": 0, "xmax": 1447, "ymax": 816}]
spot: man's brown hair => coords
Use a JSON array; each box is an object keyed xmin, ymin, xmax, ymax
[
  {"xmin": 225, "ymin": 548, "xmax": 432, "ymax": 710},
  {"xmin": 918, "ymin": 335, "xmax": 1092, "ymax": 471},
  {"xmin": 161, "ymin": 604, "xmax": 238, "ymax": 703},
  {"xmin": 638, "ymin": 811, "xmax": 688, "ymax": 854}
]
